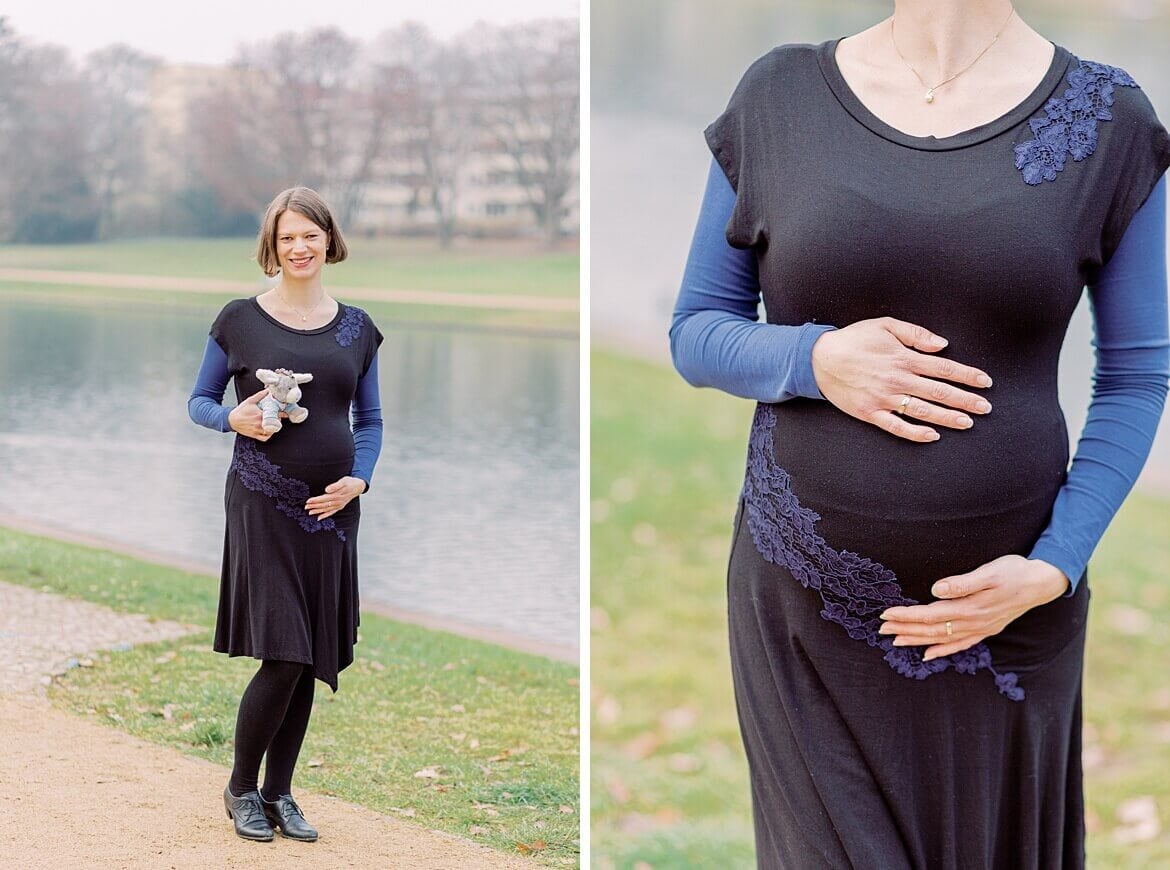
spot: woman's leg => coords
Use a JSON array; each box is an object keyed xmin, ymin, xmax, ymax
[
  {"xmin": 260, "ymin": 667, "xmax": 316, "ymax": 798},
  {"xmin": 228, "ymin": 659, "xmax": 308, "ymax": 796}
]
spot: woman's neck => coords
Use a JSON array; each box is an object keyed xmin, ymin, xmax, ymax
[
  {"xmin": 889, "ymin": 1, "xmax": 1018, "ymax": 80},
  {"xmin": 275, "ymin": 275, "xmax": 326, "ymax": 306}
]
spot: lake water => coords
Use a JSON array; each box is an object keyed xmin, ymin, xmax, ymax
[{"xmin": 0, "ymin": 295, "xmax": 579, "ymax": 654}]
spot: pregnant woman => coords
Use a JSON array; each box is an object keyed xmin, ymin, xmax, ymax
[
  {"xmin": 189, "ymin": 187, "xmax": 383, "ymax": 842},
  {"xmin": 671, "ymin": 2, "xmax": 1169, "ymax": 866}
]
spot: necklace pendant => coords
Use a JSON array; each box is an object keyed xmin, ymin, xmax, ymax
[
  {"xmin": 301, "ymin": 315, "xmax": 307, "ymax": 321},
  {"xmin": 925, "ymin": 88, "xmax": 935, "ymax": 103}
]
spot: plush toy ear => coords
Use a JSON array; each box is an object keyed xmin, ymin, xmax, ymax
[
  {"xmin": 294, "ymin": 373, "xmax": 313, "ymax": 384},
  {"xmin": 256, "ymin": 369, "xmax": 278, "ymax": 385}
]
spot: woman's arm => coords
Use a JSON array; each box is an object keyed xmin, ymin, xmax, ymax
[
  {"xmin": 188, "ymin": 336, "xmax": 233, "ymax": 432},
  {"xmin": 671, "ymin": 160, "xmax": 993, "ymax": 442},
  {"xmin": 881, "ymin": 177, "xmax": 1170, "ymax": 659},
  {"xmin": 669, "ymin": 159, "xmax": 834, "ymax": 402},
  {"xmin": 1029, "ymin": 176, "xmax": 1170, "ymax": 594},
  {"xmin": 349, "ymin": 351, "xmax": 383, "ymax": 492}
]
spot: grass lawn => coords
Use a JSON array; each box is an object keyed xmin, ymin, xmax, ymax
[
  {"xmin": 0, "ymin": 237, "xmax": 579, "ymax": 298},
  {"xmin": 590, "ymin": 348, "xmax": 1170, "ymax": 868},
  {"xmin": 0, "ymin": 527, "xmax": 580, "ymax": 866}
]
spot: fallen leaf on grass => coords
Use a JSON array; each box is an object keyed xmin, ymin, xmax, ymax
[
  {"xmin": 450, "ymin": 733, "xmax": 467, "ymax": 742},
  {"xmin": 369, "ymin": 660, "xmax": 385, "ymax": 671},
  {"xmin": 469, "ymin": 738, "xmax": 480, "ymax": 749},
  {"xmin": 622, "ymin": 731, "xmax": 662, "ymax": 761},
  {"xmin": 660, "ymin": 705, "xmax": 698, "ymax": 732},
  {"xmin": 307, "ymin": 759, "xmax": 324, "ymax": 768},
  {"xmin": 1113, "ymin": 796, "xmax": 1160, "ymax": 844},
  {"xmin": 159, "ymin": 704, "xmax": 176, "ymax": 721},
  {"xmin": 451, "ymin": 704, "xmax": 466, "ymax": 713},
  {"xmin": 389, "ymin": 807, "xmax": 416, "ymax": 817},
  {"xmin": 414, "ymin": 766, "xmax": 441, "ymax": 779},
  {"xmin": 1106, "ymin": 605, "xmax": 1152, "ymax": 636},
  {"xmin": 154, "ymin": 651, "xmax": 177, "ymax": 665},
  {"xmin": 515, "ymin": 840, "xmax": 547, "ymax": 855},
  {"xmin": 607, "ymin": 776, "xmax": 630, "ymax": 804},
  {"xmin": 469, "ymin": 825, "xmax": 489, "ymax": 835},
  {"xmin": 473, "ymin": 802, "xmax": 501, "ymax": 817},
  {"xmin": 443, "ymin": 662, "xmax": 456, "ymax": 671},
  {"xmin": 596, "ymin": 696, "xmax": 620, "ymax": 726},
  {"xmin": 476, "ymin": 676, "xmax": 488, "ymax": 685},
  {"xmin": 669, "ymin": 753, "xmax": 702, "ymax": 773},
  {"xmin": 559, "ymin": 805, "xmax": 574, "ymax": 814}
]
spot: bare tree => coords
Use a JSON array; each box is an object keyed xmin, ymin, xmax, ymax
[
  {"xmin": 373, "ymin": 23, "xmax": 477, "ymax": 248},
  {"xmin": 83, "ymin": 45, "xmax": 160, "ymax": 238},
  {"xmin": 190, "ymin": 27, "xmax": 402, "ymax": 229},
  {"xmin": 0, "ymin": 29, "xmax": 96, "ymax": 242},
  {"xmin": 473, "ymin": 20, "xmax": 580, "ymax": 245}
]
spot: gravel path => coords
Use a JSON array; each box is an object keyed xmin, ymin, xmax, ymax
[{"xmin": 0, "ymin": 581, "xmax": 532, "ymax": 868}]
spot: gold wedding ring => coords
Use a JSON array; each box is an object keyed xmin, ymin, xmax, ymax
[
  {"xmin": 897, "ymin": 394, "xmax": 912, "ymax": 415},
  {"xmin": 945, "ymin": 621, "xmax": 953, "ymax": 637}
]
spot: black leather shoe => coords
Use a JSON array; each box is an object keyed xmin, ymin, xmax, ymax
[
  {"xmin": 223, "ymin": 786, "xmax": 274, "ymax": 841},
  {"xmin": 262, "ymin": 793, "xmax": 318, "ymax": 841}
]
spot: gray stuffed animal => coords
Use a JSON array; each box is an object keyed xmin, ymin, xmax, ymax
[{"xmin": 256, "ymin": 368, "xmax": 313, "ymax": 433}]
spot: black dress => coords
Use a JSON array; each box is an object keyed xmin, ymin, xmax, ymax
[
  {"xmin": 706, "ymin": 40, "xmax": 1170, "ymax": 868},
  {"xmin": 209, "ymin": 298, "xmax": 383, "ymax": 692}
]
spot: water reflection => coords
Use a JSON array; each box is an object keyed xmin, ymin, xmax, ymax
[{"xmin": 0, "ymin": 296, "xmax": 579, "ymax": 651}]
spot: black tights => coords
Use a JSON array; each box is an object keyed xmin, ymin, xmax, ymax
[{"xmin": 227, "ymin": 660, "xmax": 316, "ymax": 799}]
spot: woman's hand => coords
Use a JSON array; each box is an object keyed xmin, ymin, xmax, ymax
[
  {"xmin": 811, "ymin": 317, "xmax": 995, "ymax": 442},
  {"xmin": 877, "ymin": 555, "xmax": 1071, "ymax": 661},
  {"xmin": 306, "ymin": 476, "xmax": 367, "ymax": 520},
  {"xmin": 228, "ymin": 388, "xmax": 285, "ymax": 441}
]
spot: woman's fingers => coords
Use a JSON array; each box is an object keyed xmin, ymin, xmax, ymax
[
  {"xmin": 900, "ymin": 396, "xmax": 975, "ymax": 431},
  {"xmin": 872, "ymin": 410, "xmax": 939, "ymax": 443},
  {"xmin": 243, "ymin": 388, "xmax": 268, "ymax": 404},
  {"xmin": 879, "ymin": 317, "xmax": 949, "ymax": 352},
  {"xmin": 908, "ymin": 353, "xmax": 993, "ymax": 390},
  {"xmin": 903, "ymin": 375, "xmax": 993, "ymax": 417}
]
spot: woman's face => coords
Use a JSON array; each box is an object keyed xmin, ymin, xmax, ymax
[{"xmin": 275, "ymin": 209, "xmax": 329, "ymax": 281}]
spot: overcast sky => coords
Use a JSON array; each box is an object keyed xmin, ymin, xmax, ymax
[{"xmin": 1, "ymin": 0, "xmax": 579, "ymax": 64}]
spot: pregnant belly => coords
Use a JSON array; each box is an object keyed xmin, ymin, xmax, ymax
[{"xmin": 759, "ymin": 398, "xmax": 1068, "ymax": 599}]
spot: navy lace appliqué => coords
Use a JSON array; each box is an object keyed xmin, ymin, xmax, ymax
[
  {"xmin": 335, "ymin": 305, "xmax": 365, "ymax": 347},
  {"xmin": 231, "ymin": 440, "xmax": 346, "ymax": 541},
  {"xmin": 1014, "ymin": 59, "xmax": 1138, "ymax": 185},
  {"xmin": 742, "ymin": 405, "xmax": 1024, "ymax": 701}
]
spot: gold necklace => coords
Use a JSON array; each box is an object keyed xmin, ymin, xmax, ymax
[
  {"xmin": 891, "ymin": 7, "xmax": 1016, "ymax": 103},
  {"xmin": 277, "ymin": 288, "xmax": 325, "ymax": 323}
]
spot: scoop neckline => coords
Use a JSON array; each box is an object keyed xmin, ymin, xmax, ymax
[
  {"xmin": 250, "ymin": 295, "xmax": 344, "ymax": 335},
  {"xmin": 816, "ymin": 36, "xmax": 1073, "ymax": 151}
]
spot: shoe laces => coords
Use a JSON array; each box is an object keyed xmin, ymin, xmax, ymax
[{"xmin": 233, "ymin": 794, "xmax": 267, "ymax": 824}]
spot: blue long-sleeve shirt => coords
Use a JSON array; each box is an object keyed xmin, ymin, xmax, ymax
[
  {"xmin": 671, "ymin": 158, "xmax": 1169, "ymax": 593},
  {"xmin": 188, "ymin": 336, "xmax": 384, "ymax": 489}
]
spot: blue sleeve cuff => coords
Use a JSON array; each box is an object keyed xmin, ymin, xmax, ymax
[{"xmin": 188, "ymin": 336, "xmax": 234, "ymax": 433}]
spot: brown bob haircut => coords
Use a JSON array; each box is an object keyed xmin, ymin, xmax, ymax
[{"xmin": 255, "ymin": 186, "xmax": 349, "ymax": 277}]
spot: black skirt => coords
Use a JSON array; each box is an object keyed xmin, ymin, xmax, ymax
[
  {"xmin": 214, "ymin": 440, "xmax": 361, "ymax": 692},
  {"xmin": 728, "ymin": 405, "xmax": 1090, "ymax": 869}
]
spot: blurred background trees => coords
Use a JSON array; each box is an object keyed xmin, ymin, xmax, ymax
[{"xmin": 0, "ymin": 15, "xmax": 579, "ymax": 246}]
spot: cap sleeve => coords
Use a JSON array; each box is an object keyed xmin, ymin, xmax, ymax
[
  {"xmin": 703, "ymin": 51, "xmax": 779, "ymax": 251},
  {"xmin": 1100, "ymin": 84, "xmax": 1170, "ymax": 266},
  {"xmin": 208, "ymin": 299, "xmax": 245, "ymax": 355},
  {"xmin": 361, "ymin": 311, "xmax": 384, "ymax": 378}
]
